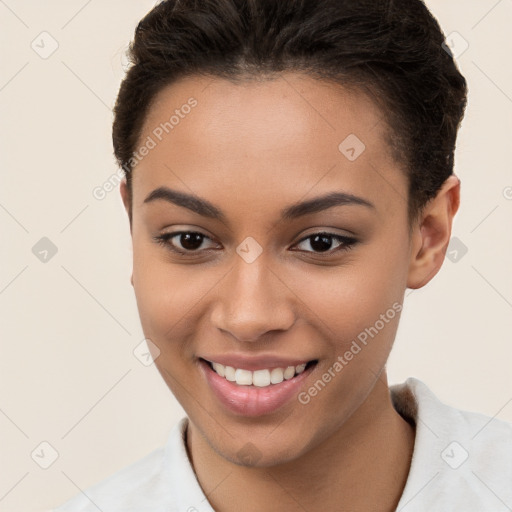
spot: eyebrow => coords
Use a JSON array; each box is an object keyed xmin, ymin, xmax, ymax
[{"xmin": 143, "ymin": 186, "xmax": 375, "ymax": 223}]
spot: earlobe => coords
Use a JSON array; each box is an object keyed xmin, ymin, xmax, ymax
[{"xmin": 407, "ymin": 174, "xmax": 461, "ymax": 289}]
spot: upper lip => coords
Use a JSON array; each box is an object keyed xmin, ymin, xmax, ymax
[{"xmin": 200, "ymin": 354, "xmax": 316, "ymax": 371}]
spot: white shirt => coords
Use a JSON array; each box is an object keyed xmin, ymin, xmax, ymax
[{"xmin": 54, "ymin": 377, "xmax": 512, "ymax": 511}]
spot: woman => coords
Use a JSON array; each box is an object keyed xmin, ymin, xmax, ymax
[{"xmin": 56, "ymin": 0, "xmax": 512, "ymax": 510}]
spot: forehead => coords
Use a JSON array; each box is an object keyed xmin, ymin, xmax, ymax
[{"xmin": 132, "ymin": 72, "xmax": 406, "ymax": 219}]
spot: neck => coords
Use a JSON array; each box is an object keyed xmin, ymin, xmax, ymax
[{"xmin": 187, "ymin": 373, "xmax": 415, "ymax": 512}]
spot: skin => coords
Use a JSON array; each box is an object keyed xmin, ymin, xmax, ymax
[{"xmin": 120, "ymin": 72, "xmax": 460, "ymax": 512}]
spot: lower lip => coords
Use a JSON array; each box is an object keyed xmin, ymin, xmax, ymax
[{"xmin": 199, "ymin": 359, "xmax": 316, "ymax": 417}]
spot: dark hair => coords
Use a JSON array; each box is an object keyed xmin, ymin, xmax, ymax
[{"xmin": 113, "ymin": 0, "xmax": 467, "ymax": 222}]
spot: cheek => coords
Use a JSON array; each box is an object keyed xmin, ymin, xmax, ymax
[
  {"xmin": 131, "ymin": 236, "xmax": 223, "ymax": 351},
  {"xmin": 294, "ymin": 246, "xmax": 407, "ymax": 343},
  {"xmin": 291, "ymin": 250, "xmax": 406, "ymax": 426},
  {"xmin": 131, "ymin": 235, "xmax": 188, "ymax": 340}
]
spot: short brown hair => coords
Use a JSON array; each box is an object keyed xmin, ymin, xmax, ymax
[{"xmin": 113, "ymin": 0, "xmax": 468, "ymax": 221}]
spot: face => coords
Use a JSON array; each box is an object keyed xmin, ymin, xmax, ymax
[{"xmin": 123, "ymin": 73, "xmax": 415, "ymax": 466}]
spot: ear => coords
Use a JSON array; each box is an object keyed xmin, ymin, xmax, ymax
[
  {"xmin": 120, "ymin": 177, "xmax": 134, "ymax": 287},
  {"xmin": 120, "ymin": 177, "xmax": 131, "ymax": 221},
  {"xmin": 407, "ymin": 174, "xmax": 461, "ymax": 289}
]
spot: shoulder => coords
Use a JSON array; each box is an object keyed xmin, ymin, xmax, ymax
[
  {"xmin": 392, "ymin": 376, "xmax": 512, "ymax": 443},
  {"xmin": 392, "ymin": 378, "xmax": 512, "ymax": 511}
]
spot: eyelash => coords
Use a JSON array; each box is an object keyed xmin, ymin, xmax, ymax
[{"xmin": 153, "ymin": 231, "xmax": 358, "ymax": 258}]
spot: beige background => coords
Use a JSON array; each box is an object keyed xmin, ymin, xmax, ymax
[{"xmin": 0, "ymin": 1, "xmax": 511, "ymax": 510}]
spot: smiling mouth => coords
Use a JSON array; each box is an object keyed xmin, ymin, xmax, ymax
[{"xmin": 200, "ymin": 358, "xmax": 318, "ymax": 388}]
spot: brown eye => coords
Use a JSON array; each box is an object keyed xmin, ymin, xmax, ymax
[
  {"xmin": 153, "ymin": 231, "xmax": 218, "ymax": 254},
  {"xmin": 175, "ymin": 232, "xmax": 204, "ymax": 251},
  {"xmin": 293, "ymin": 232, "xmax": 357, "ymax": 255}
]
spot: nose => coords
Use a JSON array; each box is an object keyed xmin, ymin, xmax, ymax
[{"xmin": 210, "ymin": 254, "xmax": 296, "ymax": 342}]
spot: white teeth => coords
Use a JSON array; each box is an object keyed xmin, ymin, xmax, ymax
[
  {"xmin": 208, "ymin": 360, "xmax": 311, "ymax": 387},
  {"xmin": 283, "ymin": 366, "xmax": 295, "ymax": 380},
  {"xmin": 253, "ymin": 369, "xmax": 271, "ymax": 387},
  {"xmin": 270, "ymin": 368, "xmax": 284, "ymax": 384},
  {"xmin": 295, "ymin": 363, "xmax": 306, "ymax": 374},
  {"xmin": 212, "ymin": 362, "xmax": 225, "ymax": 377},
  {"xmin": 234, "ymin": 368, "xmax": 253, "ymax": 386},
  {"xmin": 224, "ymin": 366, "xmax": 236, "ymax": 382}
]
